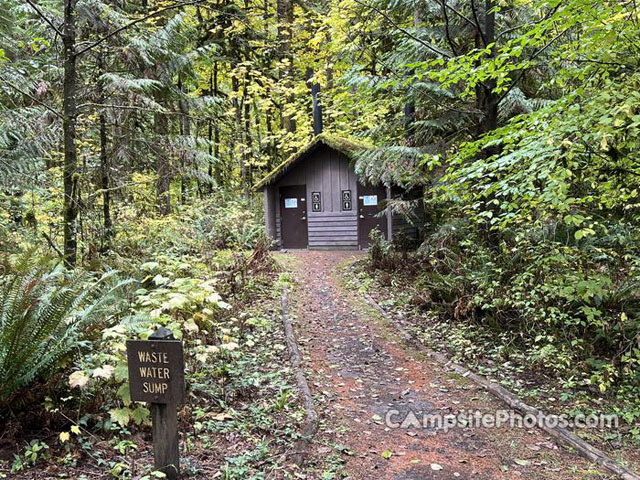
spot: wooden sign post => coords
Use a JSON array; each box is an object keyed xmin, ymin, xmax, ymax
[{"xmin": 127, "ymin": 327, "xmax": 185, "ymax": 480}]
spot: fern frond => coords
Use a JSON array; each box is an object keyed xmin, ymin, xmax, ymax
[{"xmin": 0, "ymin": 256, "xmax": 134, "ymax": 407}]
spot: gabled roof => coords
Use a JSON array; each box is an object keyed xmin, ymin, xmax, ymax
[{"xmin": 254, "ymin": 133, "xmax": 371, "ymax": 190}]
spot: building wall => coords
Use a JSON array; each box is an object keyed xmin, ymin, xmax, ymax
[
  {"xmin": 274, "ymin": 145, "xmax": 360, "ymax": 248},
  {"xmin": 391, "ymin": 186, "xmax": 425, "ymax": 241},
  {"xmin": 264, "ymin": 144, "xmax": 423, "ymax": 249}
]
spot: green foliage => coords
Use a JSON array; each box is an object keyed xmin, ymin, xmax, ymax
[
  {"xmin": 407, "ymin": 0, "xmax": 640, "ymax": 398},
  {"xmin": 419, "ymin": 220, "xmax": 639, "ymax": 379},
  {"xmin": 107, "ymin": 196, "xmax": 265, "ymax": 265},
  {"xmin": 5, "ymin": 212, "xmax": 306, "ymax": 477},
  {"xmin": 351, "ymin": 0, "xmax": 640, "ymax": 442},
  {"xmin": 441, "ymin": 75, "xmax": 640, "ymax": 234},
  {"xmin": 67, "ymin": 255, "xmax": 233, "ymax": 428},
  {"xmin": 366, "ymin": 216, "xmax": 640, "ymax": 435},
  {"xmin": 368, "ymin": 229, "xmax": 395, "ymax": 270},
  {"xmin": 11, "ymin": 440, "xmax": 49, "ymax": 473},
  {"xmin": 192, "ymin": 198, "xmax": 266, "ymax": 250},
  {"xmin": 63, "ymin": 216, "xmax": 277, "ymax": 437},
  {"xmin": 3, "ymin": 0, "xmax": 640, "ymax": 472},
  {"xmin": 221, "ymin": 444, "xmax": 269, "ymax": 480},
  {"xmin": 0, "ymin": 254, "xmax": 132, "ymax": 408}
]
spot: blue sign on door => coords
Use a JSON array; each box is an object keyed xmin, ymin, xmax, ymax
[
  {"xmin": 284, "ymin": 198, "xmax": 298, "ymax": 208},
  {"xmin": 363, "ymin": 195, "xmax": 378, "ymax": 206}
]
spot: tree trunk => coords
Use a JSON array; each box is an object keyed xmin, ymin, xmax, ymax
[
  {"xmin": 277, "ymin": 0, "xmax": 296, "ymax": 133},
  {"xmin": 482, "ymin": 0, "xmax": 498, "ymax": 133},
  {"xmin": 232, "ymin": 71, "xmax": 249, "ymax": 199},
  {"xmin": 243, "ymin": 84, "xmax": 252, "ymax": 201},
  {"xmin": 476, "ymin": 0, "xmax": 500, "ymax": 247},
  {"xmin": 484, "ymin": 0, "xmax": 498, "ymax": 132},
  {"xmin": 97, "ymin": 54, "xmax": 113, "ymax": 243},
  {"xmin": 266, "ymin": 112, "xmax": 275, "ymax": 169},
  {"xmin": 209, "ymin": 63, "xmax": 222, "ymax": 190},
  {"xmin": 154, "ymin": 112, "xmax": 171, "ymax": 215},
  {"xmin": 62, "ymin": 0, "xmax": 79, "ymax": 267},
  {"xmin": 208, "ymin": 72, "xmax": 214, "ymax": 193},
  {"xmin": 195, "ymin": 121, "xmax": 203, "ymax": 199},
  {"xmin": 476, "ymin": 0, "xmax": 499, "ymax": 137},
  {"xmin": 98, "ymin": 94, "xmax": 112, "ymax": 241},
  {"xmin": 253, "ymin": 100, "xmax": 263, "ymax": 168},
  {"xmin": 178, "ymin": 76, "xmax": 190, "ymax": 204},
  {"xmin": 404, "ymin": 6, "xmax": 421, "ymax": 144}
]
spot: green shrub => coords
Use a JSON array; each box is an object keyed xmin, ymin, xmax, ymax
[
  {"xmin": 0, "ymin": 255, "xmax": 132, "ymax": 408},
  {"xmin": 369, "ymin": 216, "xmax": 640, "ymax": 394},
  {"xmin": 193, "ymin": 198, "xmax": 265, "ymax": 250},
  {"xmin": 110, "ymin": 196, "xmax": 266, "ymax": 266},
  {"xmin": 368, "ymin": 228, "xmax": 412, "ymax": 271}
]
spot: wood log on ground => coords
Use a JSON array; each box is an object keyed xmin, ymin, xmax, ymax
[{"xmin": 281, "ymin": 288, "xmax": 319, "ymax": 466}]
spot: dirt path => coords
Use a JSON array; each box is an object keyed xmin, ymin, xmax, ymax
[{"xmin": 277, "ymin": 251, "xmax": 612, "ymax": 480}]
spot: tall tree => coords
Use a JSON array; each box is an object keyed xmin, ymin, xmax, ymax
[{"xmin": 62, "ymin": 0, "xmax": 79, "ymax": 266}]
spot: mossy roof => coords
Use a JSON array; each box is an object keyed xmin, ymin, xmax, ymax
[{"xmin": 254, "ymin": 133, "xmax": 372, "ymax": 190}]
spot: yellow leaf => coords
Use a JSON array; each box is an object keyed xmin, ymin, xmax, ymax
[
  {"xmin": 184, "ymin": 319, "xmax": 199, "ymax": 333},
  {"xmin": 69, "ymin": 371, "xmax": 90, "ymax": 389},
  {"xmin": 59, "ymin": 431, "xmax": 70, "ymax": 442},
  {"xmin": 211, "ymin": 412, "xmax": 233, "ymax": 421},
  {"xmin": 195, "ymin": 353, "xmax": 208, "ymax": 363},
  {"xmin": 92, "ymin": 365, "xmax": 115, "ymax": 379},
  {"xmin": 71, "ymin": 426, "xmax": 81, "ymax": 435}
]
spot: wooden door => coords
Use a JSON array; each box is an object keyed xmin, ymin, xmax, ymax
[
  {"xmin": 280, "ymin": 185, "xmax": 308, "ymax": 249},
  {"xmin": 358, "ymin": 184, "xmax": 388, "ymax": 248}
]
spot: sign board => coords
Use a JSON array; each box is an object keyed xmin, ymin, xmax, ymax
[
  {"xmin": 127, "ymin": 339, "xmax": 185, "ymax": 405},
  {"xmin": 284, "ymin": 198, "xmax": 298, "ymax": 209},
  {"xmin": 363, "ymin": 195, "xmax": 378, "ymax": 206},
  {"xmin": 342, "ymin": 190, "xmax": 352, "ymax": 211},
  {"xmin": 312, "ymin": 192, "xmax": 321, "ymax": 212}
]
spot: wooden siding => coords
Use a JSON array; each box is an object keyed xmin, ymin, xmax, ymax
[
  {"xmin": 308, "ymin": 213, "xmax": 358, "ymax": 248},
  {"xmin": 391, "ymin": 187, "xmax": 425, "ymax": 241},
  {"xmin": 263, "ymin": 142, "xmax": 422, "ymax": 250},
  {"xmin": 274, "ymin": 145, "xmax": 360, "ymax": 248},
  {"xmin": 392, "ymin": 214, "xmax": 419, "ymax": 238}
]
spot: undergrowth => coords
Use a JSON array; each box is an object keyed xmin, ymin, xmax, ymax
[
  {"xmin": 0, "ymin": 202, "xmax": 308, "ymax": 479},
  {"xmin": 360, "ymin": 224, "xmax": 640, "ymax": 444}
]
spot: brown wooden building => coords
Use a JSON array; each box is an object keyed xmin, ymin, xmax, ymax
[{"xmin": 256, "ymin": 133, "xmax": 421, "ymax": 250}]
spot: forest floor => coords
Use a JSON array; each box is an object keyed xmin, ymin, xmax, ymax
[{"xmin": 276, "ymin": 250, "xmax": 617, "ymax": 480}]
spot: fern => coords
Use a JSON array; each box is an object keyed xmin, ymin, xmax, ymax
[
  {"xmin": 99, "ymin": 73, "xmax": 163, "ymax": 95},
  {"xmin": 0, "ymin": 106, "xmax": 59, "ymax": 187},
  {"xmin": 355, "ymin": 144, "xmax": 425, "ymax": 187},
  {"xmin": 0, "ymin": 256, "xmax": 134, "ymax": 407},
  {"xmin": 498, "ymin": 86, "xmax": 533, "ymax": 122}
]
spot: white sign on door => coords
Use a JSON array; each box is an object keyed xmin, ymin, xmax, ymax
[
  {"xmin": 284, "ymin": 198, "xmax": 298, "ymax": 208},
  {"xmin": 363, "ymin": 195, "xmax": 378, "ymax": 206}
]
